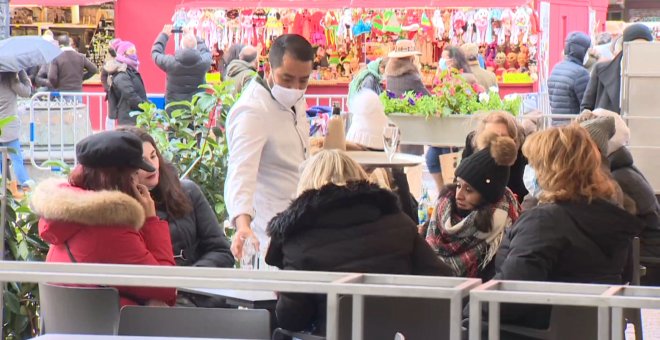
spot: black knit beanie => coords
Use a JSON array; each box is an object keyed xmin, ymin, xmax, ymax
[
  {"xmin": 623, "ymin": 23, "xmax": 653, "ymax": 43},
  {"xmin": 455, "ymin": 133, "xmax": 517, "ymax": 204}
]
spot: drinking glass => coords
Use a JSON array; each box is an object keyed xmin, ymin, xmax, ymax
[
  {"xmin": 383, "ymin": 124, "xmax": 400, "ymax": 163},
  {"xmin": 240, "ymin": 237, "xmax": 259, "ymax": 270}
]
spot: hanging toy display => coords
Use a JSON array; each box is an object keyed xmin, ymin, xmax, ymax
[
  {"xmin": 431, "ymin": 9, "xmax": 444, "ymax": 41},
  {"xmin": 337, "ymin": 9, "xmax": 355, "ymax": 43},
  {"xmin": 252, "ymin": 9, "xmax": 267, "ymax": 47},
  {"xmin": 240, "ymin": 9, "xmax": 254, "ymax": 46},
  {"xmin": 401, "ymin": 9, "xmax": 421, "ymax": 40},
  {"xmin": 264, "ymin": 9, "xmax": 283, "ymax": 47},
  {"xmin": 464, "ymin": 10, "xmax": 475, "ymax": 44},
  {"xmin": 310, "ymin": 11, "xmax": 327, "ymax": 47},
  {"xmin": 172, "ymin": 8, "xmax": 188, "ymax": 49},
  {"xmin": 513, "ymin": 7, "xmax": 531, "ymax": 46},
  {"xmin": 225, "ymin": 9, "xmax": 241, "ymax": 45},
  {"xmin": 212, "ymin": 10, "xmax": 227, "ymax": 49},
  {"xmin": 499, "ymin": 8, "xmax": 514, "ymax": 45},
  {"xmin": 419, "ymin": 10, "xmax": 433, "ymax": 42}
]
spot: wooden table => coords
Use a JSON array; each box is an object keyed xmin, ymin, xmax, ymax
[{"xmin": 180, "ymin": 287, "xmax": 278, "ymax": 310}]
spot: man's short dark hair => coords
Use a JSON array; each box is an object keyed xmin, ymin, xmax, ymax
[
  {"xmin": 57, "ymin": 35, "xmax": 70, "ymax": 47},
  {"xmin": 269, "ymin": 34, "xmax": 314, "ymax": 69}
]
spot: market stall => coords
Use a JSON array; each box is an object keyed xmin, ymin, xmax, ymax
[
  {"xmin": 10, "ymin": 0, "xmax": 115, "ymax": 84},
  {"xmin": 173, "ymin": 0, "xmax": 540, "ymax": 96}
]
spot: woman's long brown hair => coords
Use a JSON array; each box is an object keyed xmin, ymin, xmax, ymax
[{"xmin": 116, "ymin": 126, "xmax": 193, "ymax": 218}]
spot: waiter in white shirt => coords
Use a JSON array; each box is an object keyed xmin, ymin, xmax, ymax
[{"xmin": 225, "ymin": 34, "xmax": 313, "ymax": 261}]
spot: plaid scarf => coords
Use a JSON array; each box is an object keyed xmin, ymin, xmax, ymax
[{"xmin": 425, "ymin": 187, "xmax": 520, "ymax": 277}]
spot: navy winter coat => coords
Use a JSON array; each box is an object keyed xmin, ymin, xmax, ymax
[{"xmin": 548, "ymin": 32, "xmax": 591, "ymax": 115}]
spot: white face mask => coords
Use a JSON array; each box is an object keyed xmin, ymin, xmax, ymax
[
  {"xmin": 523, "ymin": 164, "xmax": 542, "ymax": 198},
  {"xmin": 270, "ymin": 73, "xmax": 306, "ymax": 109}
]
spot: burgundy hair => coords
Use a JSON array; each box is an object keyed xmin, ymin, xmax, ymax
[{"xmin": 69, "ymin": 165, "xmax": 138, "ymax": 199}]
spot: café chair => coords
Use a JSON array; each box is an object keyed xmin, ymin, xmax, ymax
[{"xmin": 39, "ymin": 283, "xmax": 120, "ymax": 335}]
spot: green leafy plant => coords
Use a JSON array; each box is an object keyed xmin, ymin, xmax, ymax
[
  {"xmin": 136, "ymin": 81, "xmax": 238, "ymax": 223},
  {"xmin": 380, "ymin": 68, "xmax": 522, "ymax": 118}
]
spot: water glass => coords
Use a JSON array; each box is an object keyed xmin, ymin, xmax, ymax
[
  {"xmin": 240, "ymin": 237, "xmax": 259, "ymax": 270},
  {"xmin": 383, "ymin": 124, "xmax": 400, "ymax": 162}
]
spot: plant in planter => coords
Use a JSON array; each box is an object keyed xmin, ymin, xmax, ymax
[
  {"xmin": 135, "ymin": 81, "xmax": 238, "ymax": 224},
  {"xmin": 380, "ymin": 69, "xmax": 523, "ymax": 146}
]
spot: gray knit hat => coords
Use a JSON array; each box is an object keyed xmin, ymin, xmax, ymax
[{"xmin": 580, "ymin": 116, "xmax": 615, "ymax": 156}]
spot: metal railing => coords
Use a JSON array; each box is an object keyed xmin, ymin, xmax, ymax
[
  {"xmin": 468, "ymin": 280, "xmax": 660, "ymax": 340},
  {"xmin": 0, "ymin": 261, "xmax": 480, "ymax": 340}
]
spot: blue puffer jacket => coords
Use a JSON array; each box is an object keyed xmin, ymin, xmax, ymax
[{"xmin": 548, "ymin": 32, "xmax": 591, "ymax": 115}]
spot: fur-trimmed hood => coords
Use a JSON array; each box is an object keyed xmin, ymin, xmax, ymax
[
  {"xmin": 32, "ymin": 178, "xmax": 146, "ymax": 245},
  {"xmin": 267, "ymin": 181, "xmax": 400, "ymax": 239},
  {"xmin": 384, "ymin": 58, "xmax": 421, "ymax": 77}
]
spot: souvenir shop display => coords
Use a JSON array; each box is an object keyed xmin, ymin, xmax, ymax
[{"xmin": 171, "ymin": 5, "xmax": 539, "ymax": 84}]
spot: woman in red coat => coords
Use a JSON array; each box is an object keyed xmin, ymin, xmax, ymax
[{"xmin": 31, "ymin": 131, "xmax": 177, "ymax": 307}]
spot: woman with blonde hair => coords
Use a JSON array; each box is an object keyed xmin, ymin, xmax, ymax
[
  {"xmin": 492, "ymin": 123, "xmax": 644, "ymax": 330},
  {"xmin": 265, "ymin": 149, "xmax": 452, "ymax": 335},
  {"xmin": 461, "ymin": 111, "xmax": 527, "ymax": 202}
]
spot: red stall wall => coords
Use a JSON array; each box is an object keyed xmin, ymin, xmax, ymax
[{"xmin": 115, "ymin": 0, "xmax": 179, "ymax": 96}]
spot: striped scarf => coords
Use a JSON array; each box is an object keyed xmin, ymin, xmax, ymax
[{"xmin": 425, "ymin": 187, "xmax": 520, "ymax": 277}]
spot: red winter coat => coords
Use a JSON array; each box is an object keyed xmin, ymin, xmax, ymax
[{"xmin": 32, "ymin": 179, "xmax": 177, "ymax": 307}]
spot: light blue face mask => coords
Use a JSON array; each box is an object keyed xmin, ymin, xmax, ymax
[
  {"xmin": 523, "ymin": 165, "xmax": 542, "ymax": 198},
  {"xmin": 438, "ymin": 58, "xmax": 448, "ymax": 71}
]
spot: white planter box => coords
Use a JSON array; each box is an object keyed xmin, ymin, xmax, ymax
[{"xmin": 388, "ymin": 114, "xmax": 478, "ymax": 147}]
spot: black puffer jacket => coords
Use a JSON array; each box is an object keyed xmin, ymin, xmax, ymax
[
  {"xmin": 265, "ymin": 181, "xmax": 452, "ymax": 334},
  {"xmin": 609, "ymin": 147, "xmax": 660, "ymax": 244},
  {"xmin": 157, "ymin": 180, "xmax": 234, "ymax": 268},
  {"xmin": 493, "ymin": 199, "xmax": 643, "ymax": 329},
  {"xmin": 548, "ymin": 32, "xmax": 591, "ymax": 115},
  {"xmin": 151, "ymin": 33, "xmax": 212, "ymax": 104},
  {"xmin": 109, "ymin": 66, "xmax": 147, "ymax": 126},
  {"xmin": 581, "ymin": 53, "xmax": 623, "ymax": 113}
]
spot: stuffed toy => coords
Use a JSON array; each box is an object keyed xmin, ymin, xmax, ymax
[
  {"xmin": 494, "ymin": 52, "xmax": 507, "ymax": 80},
  {"xmin": 352, "ymin": 12, "xmax": 373, "ymax": 39},
  {"xmin": 420, "ymin": 11, "xmax": 433, "ymax": 41},
  {"xmin": 512, "ymin": 7, "xmax": 530, "ymax": 45},
  {"xmin": 212, "ymin": 10, "xmax": 227, "ymax": 49},
  {"xmin": 491, "ymin": 9, "xmax": 502, "ymax": 45},
  {"xmin": 225, "ymin": 9, "xmax": 241, "ymax": 45},
  {"xmin": 485, "ymin": 42, "xmax": 499, "ymax": 70},
  {"xmin": 311, "ymin": 11, "xmax": 327, "ymax": 46},
  {"xmin": 442, "ymin": 10, "xmax": 452, "ymax": 37},
  {"xmin": 474, "ymin": 9, "xmax": 491, "ymax": 44},
  {"xmin": 265, "ymin": 9, "xmax": 283, "ymax": 45},
  {"xmin": 323, "ymin": 11, "xmax": 339, "ymax": 48},
  {"xmin": 499, "ymin": 9, "xmax": 514, "ymax": 45},
  {"xmin": 186, "ymin": 9, "xmax": 203, "ymax": 33},
  {"xmin": 199, "ymin": 12, "xmax": 214, "ymax": 49},
  {"xmin": 451, "ymin": 10, "xmax": 466, "ymax": 45},
  {"xmin": 465, "ymin": 10, "xmax": 475, "ymax": 44},
  {"xmin": 383, "ymin": 10, "xmax": 401, "ymax": 36},
  {"xmin": 337, "ymin": 9, "xmax": 354, "ymax": 42},
  {"xmin": 432, "ymin": 9, "xmax": 444, "ymax": 41},
  {"xmin": 252, "ymin": 9, "xmax": 267, "ymax": 47},
  {"xmin": 402, "ymin": 9, "xmax": 421, "ymax": 40},
  {"xmin": 240, "ymin": 9, "xmax": 254, "ymax": 46},
  {"xmin": 506, "ymin": 52, "xmax": 518, "ymax": 71}
]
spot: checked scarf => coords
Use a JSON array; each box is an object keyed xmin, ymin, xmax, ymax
[{"xmin": 425, "ymin": 187, "xmax": 520, "ymax": 277}]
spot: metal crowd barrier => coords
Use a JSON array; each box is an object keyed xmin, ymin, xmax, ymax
[
  {"xmin": 0, "ymin": 261, "xmax": 480, "ymax": 340},
  {"xmin": 468, "ymin": 280, "xmax": 660, "ymax": 340}
]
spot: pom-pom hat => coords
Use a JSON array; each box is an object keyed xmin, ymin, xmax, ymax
[{"xmin": 455, "ymin": 131, "xmax": 518, "ymax": 204}]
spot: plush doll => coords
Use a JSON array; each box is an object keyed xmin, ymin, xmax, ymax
[
  {"xmin": 420, "ymin": 11, "xmax": 433, "ymax": 41},
  {"xmin": 442, "ymin": 10, "xmax": 452, "ymax": 37},
  {"xmin": 494, "ymin": 52, "xmax": 507, "ymax": 80},
  {"xmin": 402, "ymin": 9, "xmax": 421, "ymax": 40},
  {"xmin": 451, "ymin": 10, "xmax": 467, "ymax": 45},
  {"xmin": 252, "ymin": 9, "xmax": 267, "ymax": 47},
  {"xmin": 491, "ymin": 9, "xmax": 502, "ymax": 45},
  {"xmin": 512, "ymin": 8, "xmax": 530, "ymax": 45},
  {"xmin": 265, "ymin": 9, "xmax": 283, "ymax": 43},
  {"xmin": 485, "ymin": 42, "xmax": 498, "ymax": 71},
  {"xmin": 474, "ymin": 9, "xmax": 491, "ymax": 44},
  {"xmin": 323, "ymin": 11, "xmax": 339, "ymax": 48},
  {"xmin": 212, "ymin": 10, "xmax": 227, "ymax": 49},
  {"xmin": 499, "ymin": 9, "xmax": 514, "ymax": 45},
  {"xmin": 311, "ymin": 11, "xmax": 327, "ymax": 47},
  {"xmin": 187, "ymin": 9, "xmax": 203, "ymax": 33},
  {"xmin": 199, "ymin": 13, "xmax": 214, "ymax": 49},
  {"xmin": 225, "ymin": 9, "xmax": 241, "ymax": 45},
  {"xmin": 240, "ymin": 9, "xmax": 254, "ymax": 46},
  {"xmin": 506, "ymin": 52, "xmax": 518, "ymax": 72},
  {"xmin": 337, "ymin": 9, "xmax": 354, "ymax": 42},
  {"xmin": 352, "ymin": 12, "xmax": 372, "ymax": 39},
  {"xmin": 383, "ymin": 10, "xmax": 402, "ymax": 36},
  {"xmin": 464, "ymin": 10, "xmax": 475, "ymax": 44},
  {"xmin": 432, "ymin": 9, "xmax": 444, "ymax": 41},
  {"xmin": 517, "ymin": 52, "xmax": 529, "ymax": 73}
]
